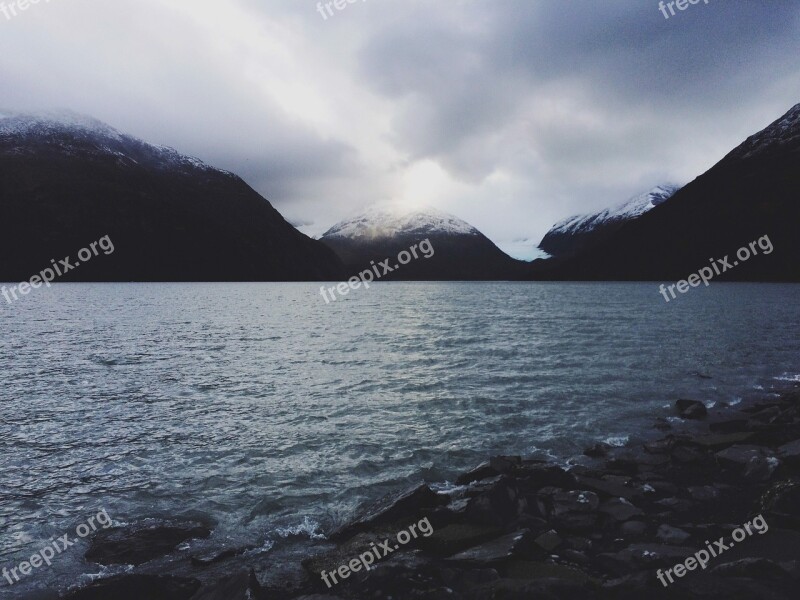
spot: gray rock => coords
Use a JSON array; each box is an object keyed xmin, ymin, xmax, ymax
[
  {"xmin": 778, "ymin": 439, "xmax": 800, "ymax": 463},
  {"xmin": 620, "ymin": 520, "xmax": 648, "ymax": 538},
  {"xmin": 656, "ymin": 524, "xmax": 691, "ymax": 544},
  {"xmin": 533, "ymin": 529, "xmax": 563, "ymax": 552},
  {"xmin": 63, "ymin": 575, "xmax": 201, "ymax": 600},
  {"xmin": 598, "ymin": 498, "xmax": 643, "ymax": 521},
  {"xmin": 446, "ymin": 529, "xmax": 531, "ymax": 563},
  {"xmin": 709, "ymin": 557, "xmax": 790, "ymax": 579}
]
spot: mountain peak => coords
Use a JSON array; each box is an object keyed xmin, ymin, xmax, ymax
[
  {"xmin": 322, "ymin": 206, "xmax": 480, "ymax": 240},
  {"xmin": 723, "ymin": 102, "xmax": 800, "ymax": 163}
]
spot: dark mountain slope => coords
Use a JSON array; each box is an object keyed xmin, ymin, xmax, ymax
[
  {"xmin": 0, "ymin": 111, "xmax": 343, "ymax": 282},
  {"xmin": 533, "ymin": 104, "xmax": 800, "ymax": 282}
]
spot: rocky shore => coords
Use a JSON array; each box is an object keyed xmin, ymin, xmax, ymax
[{"xmin": 54, "ymin": 384, "xmax": 800, "ymax": 600}]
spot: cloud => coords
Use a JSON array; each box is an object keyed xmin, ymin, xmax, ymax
[{"xmin": 1, "ymin": 0, "xmax": 798, "ymax": 257}]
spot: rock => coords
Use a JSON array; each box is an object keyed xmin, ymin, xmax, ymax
[
  {"xmin": 465, "ymin": 477, "xmax": 527, "ymax": 527},
  {"xmin": 62, "ymin": 575, "xmax": 201, "ymax": 600},
  {"xmin": 654, "ymin": 498, "xmax": 694, "ymax": 513},
  {"xmin": 574, "ymin": 475, "xmax": 642, "ymax": 500},
  {"xmin": 656, "ymin": 524, "xmax": 691, "ymax": 544},
  {"xmin": 688, "ymin": 432, "xmax": 754, "ymax": 448},
  {"xmin": 761, "ymin": 481, "xmax": 800, "ymax": 525},
  {"xmin": 583, "ymin": 443, "xmax": 611, "ymax": 458},
  {"xmin": 489, "ymin": 455, "xmax": 522, "ymax": 474},
  {"xmin": 190, "ymin": 546, "xmax": 250, "ymax": 567},
  {"xmin": 418, "ymin": 523, "xmax": 503, "ymax": 557},
  {"xmin": 743, "ymin": 455, "xmax": 780, "ymax": 482},
  {"xmin": 547, "ymin": 490, "xmax": 600, "ymax": 517},
  {"xmin": 85, "ymin": 521, "xmax": 212, "ymax": 566},
  {"xmin": 687, "ymin": 485, "xmax": 721, "ymax": 502},
  {"xmin": 517, "ymin": 463, "xmax": 577, "ymax": 491},
  {"xmin": 709, "ymin": 557, "xmax": 790, "ymax": 579},
  {"xmin": 709, "ymin": 419, "xmax": 750, "ymax": 433},
  {"xmin": 597, "ymin": 543, "xmax": 695, "ymax": 572},
  {"xmin": 598, "ymin": 498, "xmax": 643, "ymax": 522},
  {"xmin": 620, "ymin": 520, "xmax": 648, "ymax": 538},
  {"xmin": 777, "ymin": 439, "xmax": 800, "ymax": 464},
  {"xmin": 330, "ymin": 484, "xmax": 447, "ymax": 541},
  {"xmin": 716, "ymin": 445, "xmax": 773, "ymax": 467},
  {"xmin": 445, "ymin": 529, "xmax": 532, "ymax": 564},
  {"xmin": 189, "ymin": 571, "xmax": 263, "ymax": 600},
  {"xmin": 533, "ymin": 529, "xmax": 563, "ymax": 552},
  {"xmin": 676, "ymin": 399, "xmax": 708, "ymax": 419},
  {"xmin": 456, "ymin": 462, "xmax": 500, "ymax": 486}
]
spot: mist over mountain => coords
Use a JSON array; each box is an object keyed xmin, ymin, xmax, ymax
[{"xmin": 0, "ymin": 111, "xmax": 343, "ymax": 282}]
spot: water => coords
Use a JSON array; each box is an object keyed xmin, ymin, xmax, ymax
[{"xmin": 1, "ymin": 282, "xmax": 799, "ymax": 597}]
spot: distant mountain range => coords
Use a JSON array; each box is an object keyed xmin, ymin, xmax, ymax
[
  {"xmin": 1, "ymin": 104, "xmax": 798, "ymax": 283},
  {"xmin": 538, "ymin": 185, "xmax": 681, "ymax": 258},
  {"xmin": 533, "ymin": 103, "xmax": 800, "ymax": 282},
  {"xmin": 0, "ymin": 110, "xmax": 342, "ymax": 282},
  {"xmin": 319, "ymin": 207, "xmax": 526, "ymax": 280}
]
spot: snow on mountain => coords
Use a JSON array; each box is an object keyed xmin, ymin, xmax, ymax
[
  {"xmin": 723, "ymin": 103, "xmax": 800, "ymax": 162},
  {"xmin": 546, "ymin": 185, "xmax": 681, "ymax": 238},
  {"xmin": 322, "ymin": 206, "xmax": 480, "ymax": 240},
  {"xmin": 0, "ymin": 109, "xmax": 232, "ymax": 176}
]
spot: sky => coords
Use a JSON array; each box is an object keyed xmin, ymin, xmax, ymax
[{"xmin": 1, "ymin": 0, "xmax": 799, "ymax": 259}]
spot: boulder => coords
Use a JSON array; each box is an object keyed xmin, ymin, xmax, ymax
[
  {"xmin": 465, "ymin": 477, "xmax": 527, "ymax": 527},
  {"xmin": 656, "ymin": 524, "xmax": 691, "ymax": 544},
  {"xmin": 85, "ymin": 521, "xmax": 212, "ymax": 566},
  {"xmin": 330, "ymin": 484, "xmax": 447, "ymax": 541},
  {"xmin": 446, "ymin": 529, "xmax": 532, "ymax": 564},
  {"xmin": 598, "ymin": 498, "xmax": 643, "ymax": 522},
  {"xmin": 676, "ymin": 399, "xmax": 708, "ymax": 420},
  {"xmin": 189, "ymin": 571, "xmax": 263, "ymax": 600},
  {"xmin": 63, "ymin": 575, "xmax": 201, "ymax": 600}
]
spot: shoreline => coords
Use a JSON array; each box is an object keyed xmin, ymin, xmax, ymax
[{"xmin": 38, "ymin": 382, "xmax": 800, "ymax": 599}]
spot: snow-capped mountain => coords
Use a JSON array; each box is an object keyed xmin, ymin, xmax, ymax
[
  {"xmin": 322, "ymin": 206, "xmax": 480, "ymax": 240},
  {"xmin": 320, "ymin": 207, "xmax": 526, "ymax": 280},
  {"xmin": 0, "ymin": 110, "xmax": 342, "ymax": 282},
  {"xmin": 0, "ymin": 110, "xmax": 231, "ymax": 176},
  {"xmin": 538, "ymin": 185, "xmax": 680, "ymax": 257},
  {"xmin": 533, "ymin": 102, "xmax": 800, "ymax": 282}
]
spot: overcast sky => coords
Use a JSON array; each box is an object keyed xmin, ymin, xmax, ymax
[{"xmin": 1, "ymin": 0, "xmax": 798, "ymax": 259}]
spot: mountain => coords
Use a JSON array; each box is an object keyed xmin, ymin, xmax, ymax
[
  {"xmin": 533, "ymin": 103, "xmax": 800, "ymax": 282},
  {"xmin": 538, "ymin": 185, "xmax": 680, "ymax": 257},
  {"xmin": 319, "ymin": 207, "xmax": 527, "ymax": 280},
  {"xmin": 0, "ymin": 110, "xmax": 343, "ymax": 282}
]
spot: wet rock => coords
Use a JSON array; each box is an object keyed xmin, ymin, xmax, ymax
[
  {"xmin": 653, "ymin": 498, "xmax": 694, "ymax": 514},
  {"xmin": 85, "ymin": 521, "xmax": 212, "ymax": 566},
  {"xmin": 489, "ymin": 455, "xmax": 522, "ymax": 474},
  {"xmin": 743, "ymin": 455, "xmax": 780, "ymax": 482},
  {"xmin": 620, "ymin": 520, "xmax": 648, "ymax": 538},
  {"xmin": 574, "ymin": 475, "xmax": 642, "ymax": 500},
  {"xmin": 676, "ymin": 399, "xmax": 707, "ymax": 420},
  {"xmin": 597, "ymin": 543, "xmax": 695, "ymax": 573},
  {"xmin": 583, "ymin": 443, "xmax": 611, "ymax": 458},
  {"xmin": 688, "ymin": 432, "xmax": 754, "ymax": 449},
  {"xmin": 777, "ymin": 439, "xmax": 800, "ymax": 464},
  {"xmin": 709, "ymin": 419, "xmax": 750, "ymax": 433},
  {"xmin": 465, "ymin": 477, "xmax": 527, "ymax": 527},
  {"xmin": 656, "ymin": 524, "xmax": 691, "ymax": 544},
  {"xmin": 687, "ymin": 485, "xmax": 721, "ymax": 502},
  {"xmin": 446, "ymin": 529, "xmax": 532, "ymax": 564},
  {"xmin": 533, "ymin": 529, "xmax": 563, "ymax": 552},
  {"xmin": 716, "ymin": 445, "xmax": 773, "ymax": 467},
  {"xmin": 709, "ymin": 557, "xmax": 790, "ymax": 579},
  {"xmin": 62, "ymin": 575, "xmax": 201, "ymax": 600},
  {"xmin": 330, "ymin": 483, "xmax": 447, "ymax": 541},
  {"xmin": 418, "ymin": 523, "xmax": 504, "ymax": 557},
  {"xmin": 190, "ymin": 546, "xmax": 251, "ymax": 567},
  {"xmin": 456, "ymin": 462, "xmax": 500, "ymax": 486},
  {"xmin": 598, "ymin": 498, "xmax": 643, "ymax": 521},
  {"xmin": 517, "ymin": 463, "xmax": 577, "ymax": 491},
  {"xmin": 760, "ymin": 481, "xmax": 800, "ymax": 525},
  {"xmin": 189, "ymin": 570, "xmax": 263, "ymax": 600}
]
